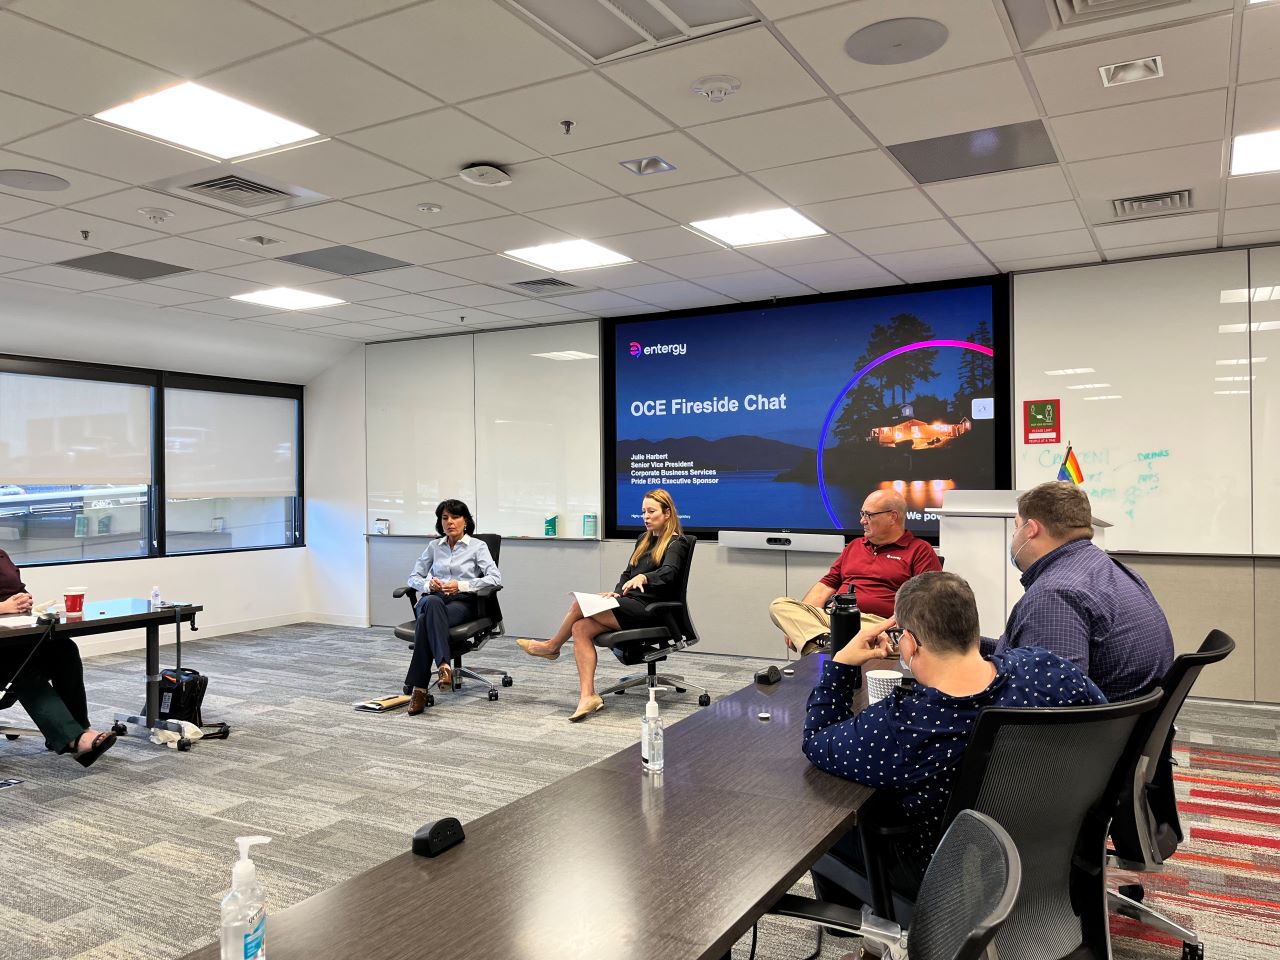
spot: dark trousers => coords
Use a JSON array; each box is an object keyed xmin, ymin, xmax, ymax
[
  {"xmin": 811, "ymin": 826, "xmax": 927, "ymax": 912},
  {"xmin": 1, "ymin": 636, "xmax": 90, "ymax": 753},
  {"xmin": 405, "ymin": 593, "xmax": 478, "ymax": 688}
]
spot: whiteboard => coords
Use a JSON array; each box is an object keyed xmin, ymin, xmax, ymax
[
  {"xmin": 1013, "ymin": 251, "xmax": 1254, "ymax": 554},
  {"xmin": 1250, "ymin": 245, "xmax": 1280, "ymax": 555}
]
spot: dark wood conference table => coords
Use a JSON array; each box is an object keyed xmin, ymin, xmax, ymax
[
  {"xmin": 0, "ymin": 598, "xmax": 203, "ymax": 730},
  {"xmin": 181, "ymin": 651, "xmax": 878, "ymax": 960}
]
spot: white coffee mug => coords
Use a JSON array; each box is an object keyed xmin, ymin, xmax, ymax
[{"xmin": 866, "ymin": 669, "xmax": 903, "ymax": 706}]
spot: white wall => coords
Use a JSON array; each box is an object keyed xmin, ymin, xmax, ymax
[{"xmin": 303, "ymin": 347, "xmax": 368, "ymax": 626}]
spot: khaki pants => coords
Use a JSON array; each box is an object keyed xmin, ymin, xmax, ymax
[{"xmin": 768, "ymin": 596, "xmax": 885, "ymax": 655}]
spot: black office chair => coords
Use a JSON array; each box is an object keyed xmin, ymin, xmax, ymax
[
  {"xmin": 1108, "ymin": 629, "xmax": 1235, "ymax": 960},
  {"xmin": 769, "ymin": 809, "xmax": 1021, "ymax": 960},
  {"xmin": 593, "ymin": 534, "xmax": 710, "ymax": 707},
  {"xmin": 816, "ymin": 690, "xmax": 1162, "ymax": 960},
  {"xmin": 392, "ymin": 532, "xmax": 510, "ymax": 705}
]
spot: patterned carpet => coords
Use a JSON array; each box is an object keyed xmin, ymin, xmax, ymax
[{"xmin": 0, "ymin": 623, "xmax": 1275, "ymax": 960}]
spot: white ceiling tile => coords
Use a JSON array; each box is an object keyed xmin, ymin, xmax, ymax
[
  {"xmin": 689, "ymin": 100, "xmax": 873, "ymax": 172},
  {"xmin": 842, "ymin": 61, "xmax": 1039, "ymax": 144},
  {"xmin": 71, "ymin": 188, "xmax": 242, "ymax": 233},
  {"xmin": 602, "ymin": 26, "xmax": 826, "ymax": 126},
  {"xmin": 260, "ymin": 201, "xmax": 414, "ymax": 244},
  {"xmin": 620, "ymin": 279, "xmax": 735, "ymax": 309},
  {"xmin": 778, "ymin": 0, "xmax": 1013, "ymax": 95},
  {"xmin": 752, "ymin": 0, "xmax": 842, "ymax": 15},
  {"xmin": 182, "ymin": 220, "xmax": 325, "ymax": 256},
  {"xmin": 12, "ymin": 0, "xmax": 306, "ymax": 75},
  {"xmin": 116, "ymin": 236, "xmax": 255, "ymax": 270},
  {"xmin": 420, "ymin": 308, "xmax": 515, "ymax": 326},
  {"xmin": 753, "ymin": 151, "xmax": 914, "ymax": 206},
  {"xmin": 1232, "ymin": 78, "xmax": 1280, "ymax": 136},
  {"xmin": 1049, "ymin": 90, "xmax": 1227, "ymax": 163},
  {"xmin": 1025, "ymin": 17, "xmax": 1233, "ymax": 116},
  {"xmin": 305, "ymin": 321, "xmax": 401, "ymax": 339},
  {"xmin": 431, "ymin": 284, "xmax": 524, "ymax": 307},
  {"xmin": 0, "ymin": 192, "xmax": 52, "ymax": 225},
  {"xmin": 0, "ymin": 227, "xmax": 94, "ymax": 263},
  {"xmin": 483, "ymin": 298, "xmax": 581, "ymax": 319},
  {"xmin": 359, "ymin": 230, "xmax": 488, "ymax": 265},
  {"xmin": 7, "ymin": 207, "xmax": 164, "ymax": 249},
  {"xmin": 1067, "ymin": 141, "xmax": 1224, "ymax": 225},
  {"xmin": 872, "ymin": 244, "xmax": 992, "ymax": 274},
  {"xmin": 252, "ymin": 311, "xmax": 351, "ymax": 330},
  {"xmin": 801, "ymin": 189, "xmax": 939, "ymax": 232},
  {"xmin": 924, "ymin": 166, "xmax": 1074, "ymax": 217},
  {"xmin": 543, "ymin": 290, "xmax": 649, "ymax": 312},
  {"xmin": 557, "ymin": 131, "xmax": 736, "ymax": 195},
  {"xmin": 0, "ymin": 148, "xmax": 125, "ymax": 206},
  {"xmin": 1103, "ymin": 237, "xmax": 1217, "ymax": 260},
  {"xmin": 594, "ymin": 304, "xmax": 667, "ymax": 317},
  {"xmin": 96, "ymin": 282, "xmax": 212, "ymax": 306},
  {"xmin": 598, "ymin": 226, "xmax": 723, "ymax": 260},
  {"xmin": 436, "ymin": 216, "xmax": 571, "ymax": 252},
  {"xmin": 695, "ymin": 269, "xmax": 814, "ymax": 300},
  {"xmin": 363, "ymin": 293, "xmax": 462, "ymax": 315},
  {"xmin": 356, "ymin": 265, "xmax": 477, "ymax": 293},
  {"xmin": 529, "ymin": 197, "xmax": 673, "ymax": 238},
  {"xmin": 0, "ymin": 92, "xmax": 74, "ymax": 147},
  {"xmin": 240, "ymin": 139, "xmax": 421, "ymax": 200},
  {"xmin": 462, "ymin": 73, "xmax": 670, "ymax": 156},
  {"xmin": 291, "ymin": 302, "xmax": 398, "ymax": 324},
  {"xmin": 953, "ymin": 201, "xmax": 1086, "ymax": 241},
  {"xmin": 1224, "ymin": 229, "xmax": 1280, "ymax": 246},
  {"xmin": 891, "ymin": 263, "xmax": 995, "ymax": 284},
  {"xmin": 1094, "ymin": 211, "xmax": 1220, "ymax": 249},
  {"xmin": 216, "ymin": 260, "xmax": 335, "ymax": 287},
  {"xmin": 425, "ymin": 255, "xmax": 548, "ymax": 285},
  {"xmin": 8, "ymin": 121, "xmax": 211, "ymax": 184},
  {"xmin": 295, "ymin": 277, "xmax": 403, "ymax": 302},
  {"xmin": 328, "ymin": 0, "xmax": 581, "ymax": 103},
  {"xmin": 977, "ymin": 229, "xmax": 1097, "ymax": 260},
  {"xmin": 777, "ymin": 257, "xmax": 901, "ymax": 292},
  {"xmin": 445, "ymin": 159, "xmax": 614, "ymax": 214},
  {"xmin": 249, "ymin": 0, "xmax": 415, "ymax": 33},
  {"xmin": 0, "ymin": 255, "xmax": 36, "ymax": 273},
  {"xmin": 839, "ymin": 219, "xmax": 966, "ymax": 255},
  {"xmin": 151, "ymin": 271, "xmax": 263, "ymax": 297},
  {"xmin": 738, "ymin": 234, "xmax": 857, "ymax": 268},
  {"xmin": 1224, "ymin": 203, "xmax": 1280, "ymax": 235},
  {"xmin": 1236, "ymin": 1, "xmax": 1280, "ymax": 84},
  {"xmin": 6, "ymin": 264, "xmax": 134, "ymax": 291},
  {"xmin": 342, "ymin": 108, "xmax": 539, "ymax": 180},
  {"xmin": 572, "ymin": 262, "xmax": 675, "ymax": 289},
  {"xmin": 361, "ymin": 315, "xmax": 462, "ymax": 333},
  {"xmin": 1223, "ymin": 174, "xmax": 1280, "ymax": 209},
  {"xmin": 996, "ymin": 251, "xmax": 1102, "ymax": 272},
  {"xmin": 631, "ymin": 176, "xmax": 782, "ymax": 222},
  {"xmin": 648, "ymin": 249, "xmax": 758, "ymax": 279},
  {"xmin": 0, "ymin": 13, "xmax": 173, "ymax": 114},
  {"xmin": 348, "ymin": 180, "xmax": 510, "ymax": 229},
  {"xmin": 205, "ymin": 39, "xmax": 439, "ymax": 135}
]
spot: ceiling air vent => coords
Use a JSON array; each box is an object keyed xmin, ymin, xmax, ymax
[
  {"xmin": 510, "ymin": 278, "xmax": 581, "ymax": 294},
  {"xmin": 1111, "ymin": 189, "xmax": 1192, "ymax": 218},
  {"xmin": 184, "ymin": 175, "xmax": 291, "ymax": 208},
  {"xmin": 1002, "ymin": 0, "xmax": 1194, "ymax": 51},
  {"xmin": 1050, "ymin": 0, "xmax": 1188, "ymax": 25},
  {"xmin": 149, "ymin": 165, "xmax": 328, "ymax": 215}
]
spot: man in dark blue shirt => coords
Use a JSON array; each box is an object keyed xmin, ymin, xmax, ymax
[
  {"xmin": 990, "ymin": 481, "xmax": 1173, "ymax": 701},
  {"xmin": 803, "ymin": 570, "xmax": 1105, "ymax": 902}
]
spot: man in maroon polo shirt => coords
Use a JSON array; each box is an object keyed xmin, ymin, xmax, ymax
[{"xmin": 769, "ymin": 489, "xmax": 941, "ymax": 655}]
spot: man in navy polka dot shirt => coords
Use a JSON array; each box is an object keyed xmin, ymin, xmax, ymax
[{"xmin": 803, "ymin": 570, "xmax": 1105, "ymax": 904}]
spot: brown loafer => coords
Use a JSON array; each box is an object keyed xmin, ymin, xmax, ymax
[
  {"xmin": 408, "ymin": 688, "xmax": 429, "ymax": 716},
  {"xmin": 437, "ymin": 663, "xmax": 454, "ymax": 690}
]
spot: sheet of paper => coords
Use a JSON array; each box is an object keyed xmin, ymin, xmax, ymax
[{"xmin": 572, "ymin": 591, "xmax": 620, "ymax": 618}]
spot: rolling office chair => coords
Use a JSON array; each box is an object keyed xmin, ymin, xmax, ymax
[
  {"xmin": 392, "ymin": 532, "xmax": 510, "ymax": 705},
  {"xmin": 594, "ymin": 534, "xmax": 710, "ymax": 707},
  {"xmin": 816, "ymin": 690, "xmax": 1162, "ymax": 960},
  {"xmin": 769, "ymin": 809, "xmax": 1022, "ymax": 960},
  {"xmin": 1108, "ymin": 629, "xmax": 1236, "ymax": 960}
]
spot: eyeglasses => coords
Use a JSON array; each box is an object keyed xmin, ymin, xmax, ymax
[{"xmin": 859, "ymin": 509, "xmax": 893, "ymax": 520}]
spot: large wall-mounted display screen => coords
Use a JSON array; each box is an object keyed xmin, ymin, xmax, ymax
[{"xmin": 602, "ymin": 278, "xmax": 1010, "ymax": 540}]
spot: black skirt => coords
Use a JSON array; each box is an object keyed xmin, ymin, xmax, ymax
[{"xmin": 612, "ymin": 594, "xmax": 661, "ymax": 630}]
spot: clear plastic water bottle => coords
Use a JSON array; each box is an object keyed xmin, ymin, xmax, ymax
[
  {"xmin": 642, "ymin": 687, "xmax": 664, "ymax": 773},
  {"xmin": 150, "ymin": 585, "xmax": 162, "ymax": 609}
]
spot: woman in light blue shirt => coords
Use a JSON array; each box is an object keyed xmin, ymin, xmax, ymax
[{"xmin": 404, "ymin": 499, "xmax": 501, "ymax": 714}]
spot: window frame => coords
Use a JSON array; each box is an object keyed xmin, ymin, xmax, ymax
[{"xmin": 0, "ymin": 352, "xmax": 305, "ymax": 567}]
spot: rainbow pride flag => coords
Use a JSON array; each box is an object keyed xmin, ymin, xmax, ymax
[{"xmin": 1057, "ymin": 443, "xmax": 1083, "ymax": 484}]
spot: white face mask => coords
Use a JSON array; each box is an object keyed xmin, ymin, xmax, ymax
[{"xmin": 1009, "ymin": 524, "xmax": 1030, "ymax": 571}]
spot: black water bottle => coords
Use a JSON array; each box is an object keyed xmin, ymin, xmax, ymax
[{"xmin": 829, "ymin": 584, "xmax": 862, "ymax": 688}]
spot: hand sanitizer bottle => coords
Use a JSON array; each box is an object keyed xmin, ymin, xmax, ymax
[
  {"xmin": 221, "ymin": 836, "xmax": 270, "ymax": 960},
  {"xmin": 150, "ymin": 585, "xmax": 162, "ymax": 610},
  {"xmin": 641, "ymin": 687, "xmax": 664, "ymax": 773}
]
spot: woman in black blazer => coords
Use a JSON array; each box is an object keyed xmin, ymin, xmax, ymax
[{"xmin": 517, "ymin": 488, "xmax": 689, "ymax": 722}]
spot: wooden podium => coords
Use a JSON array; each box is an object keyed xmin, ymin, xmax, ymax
[{"xmin": 932, "ymin": 491, "xmax": 1111, "ymax": 637}]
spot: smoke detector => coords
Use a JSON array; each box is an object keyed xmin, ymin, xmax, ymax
[
  {"xmin": 692, "ymin": 75, "xmax": 740, "ymax": 103},
  {"xmin": 138, "ymin": 206, "xmax": 174, "ymax": 225},
  {"xmin": 458, "ymin": 163, "xmax": 512, "ymax": 187},
  {"xmin": 416, "ymin": 202, "xmax": 443, "ymax": 214}
]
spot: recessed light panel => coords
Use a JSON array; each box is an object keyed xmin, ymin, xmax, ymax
[
  {"xmin": 231, "ymin": 288, "xmax": 345, "ymax": 310},
  {"xmin": 1099, "ymin": 57, "xmax": 1163, "ymax": 88},
  {"xmin": 503, "ymin": 240, "xmax": 632, "ymax": 272},
  {"xmin": 687, "ymin": 208, "xmax": 825, "ymax": 247},
  {"xmin": 1231, "ymin": 130, "xmax": 1280, "ymax": 176},
  {"xmin": 95, "ymin": 82, "xmax": 320, "ymax": 160}
]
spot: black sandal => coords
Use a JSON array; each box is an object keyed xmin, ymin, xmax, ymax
[{"xmin": 74, "ymin": 731, "xmax": 117, "ymax": 768}]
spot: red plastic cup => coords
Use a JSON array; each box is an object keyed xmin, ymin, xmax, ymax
[{"xmin": 63, "ymin": 588, "xmax": 85, "ymax": 614}]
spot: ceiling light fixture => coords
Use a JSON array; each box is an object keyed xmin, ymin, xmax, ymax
[
  {"xmin": 845, "ymin": 18, "xmax": 949, "ymax": 65},
  {"xmin": 458, "ymin": 163, "xmax": 513, "ymax": 187},
  {"xmin": 619, "ymin": 155, "xmax": 676, "ymax": 176},
  {"xmin": 231, "ymin": 288, "xmax": 345, "ymax": 310},
  {"xmin": 686, "ymin": 208, "xmax": 825, "ymax": 247},
  {"xmin": 691, "ymin": 75, "xmax": 740, "ymax": 103},
  {"xmin": 1043, "ymin": 367, "xmax": 1096, "ymax": 375},
  {"xmin": 1098, "ymin": 56, "xmax": 1163, "ymax": 88},
  {"xmin": 0, "ymin": 168, "xmax": 70, "ymax": 191},
  {"xmin": 502, "ymin": 239, "xmax": 632, "ymax": 272},
  {"xmin": 1231, "ymin": 129, "xmax": 1280, "ymax": 175},
  {"xmin": 95, "ymin": 82, "xmax": 320, "ymax": 160}
]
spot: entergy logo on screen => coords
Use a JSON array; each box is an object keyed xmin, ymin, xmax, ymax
[{"xmin": 629, "ymin": 340, "xmax": 687, "ymax": 357}]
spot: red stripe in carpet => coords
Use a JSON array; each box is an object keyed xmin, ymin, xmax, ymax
[
  {"xmin": 1177, "ymin": 773, "xmax": 1280, "ymax": 793},
  {"xmin": 1189, "ymin": 786, "xmax": 1280, "ymax": 807},
  {"xmin": 1192, "ymin": 825, "xmax": 1280, "ymax": 850},
  {"xmin": 1180, "ymin": 801, "xmax": 1280, "ymax": 826}
]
